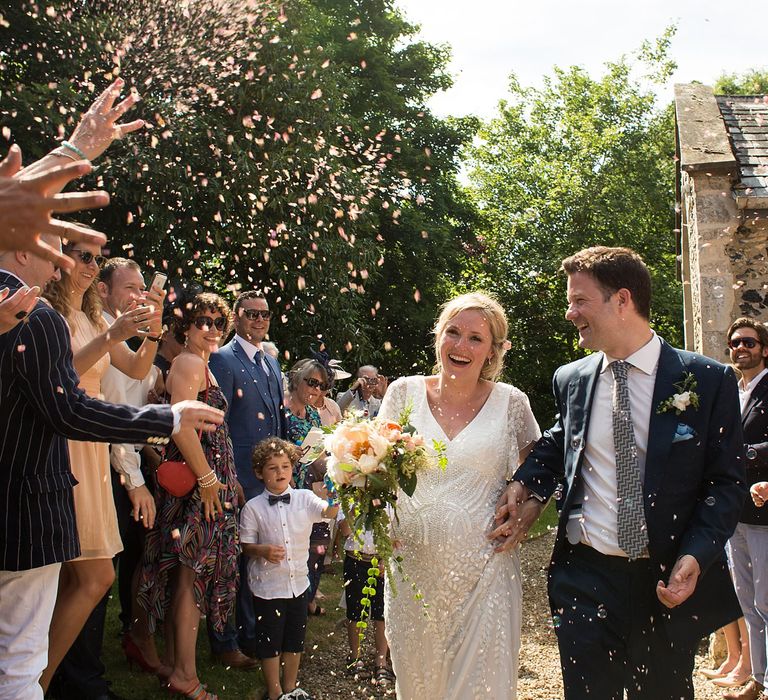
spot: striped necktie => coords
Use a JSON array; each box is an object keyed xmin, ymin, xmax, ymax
[{"xmin": 611, "ymin": 360, "xmax": 649, "ymax": 559}]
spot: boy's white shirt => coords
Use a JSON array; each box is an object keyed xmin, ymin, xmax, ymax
[{"xmin": 239, "ymin": 486, "xmax": 328, "ymax": 599}]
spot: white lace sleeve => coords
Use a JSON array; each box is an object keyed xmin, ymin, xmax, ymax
[
  {"xmin": 506, "ymin": 385, "xmax": 541, "ymax": 479},
  {"xmin": 378, "ymin": 376, "xmax": 409, "ymax": 422}
]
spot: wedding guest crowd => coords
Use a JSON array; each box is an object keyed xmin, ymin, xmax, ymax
[{"xmin": 3, "ymin": 71, "xmax": 758, "ymax": 700}]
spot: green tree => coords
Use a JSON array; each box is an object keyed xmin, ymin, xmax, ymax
[
  {"xmin": 466, "ymin": 32, "xmax": 681, "ymax": 421},
  {"xmin": 715, "ymin": 69, "xmax": 768, "ymax": 95},
  {"xmin": 0, "ymin": 0, "xmax": 476, "ymax": 375}
]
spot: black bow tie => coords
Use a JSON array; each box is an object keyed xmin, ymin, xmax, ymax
[{"xmin": 268, "ymin": 493, "xmax": 291, "ymax": 506}]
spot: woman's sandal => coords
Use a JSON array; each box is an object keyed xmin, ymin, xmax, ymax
[
  {"xmin": 345, "ymin": 655, "xmax": 369, "ymax": 678},
  {"xmin": 165, "ymin": 681, "xmax": 218, "ymax": 699},
  {"xmin": 374, "ymin": 666, "xmax": 396, "ymax": 686}
]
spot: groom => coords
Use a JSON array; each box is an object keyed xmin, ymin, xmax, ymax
[{"xmin": 496, "ymin": 246, "xmax": 747, "ymax": 699}]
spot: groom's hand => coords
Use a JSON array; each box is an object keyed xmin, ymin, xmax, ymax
[
  {"xmin": 488, "ymin": 481, "xmax": 544, "ymax": 552},
  {"xmin": 656, "ymin": 554, "xmax": 701, "ymax": 608}
]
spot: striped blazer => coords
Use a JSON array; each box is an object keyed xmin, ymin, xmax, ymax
[{"xmin": 0, "ymin": 271, "xmax": 174, "ymax": 571}]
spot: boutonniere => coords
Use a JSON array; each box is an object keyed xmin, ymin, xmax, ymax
[{"xmin": 657, "ymin": 372, "xmax": 700, "ymax": 415}]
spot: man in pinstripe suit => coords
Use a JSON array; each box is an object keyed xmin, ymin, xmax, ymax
[{"xmin": 0, "ymin": 236, "xmax": 224, "ymax": 700}]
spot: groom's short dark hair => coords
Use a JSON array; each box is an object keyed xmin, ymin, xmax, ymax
[{"xmin": 561, "ymin": 246, "xmax": 651, "ymax": 320}]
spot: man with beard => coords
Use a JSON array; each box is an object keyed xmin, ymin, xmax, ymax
[{"xmin": 723, "ymin": 318, "xmax": 768, "ymax": 700}]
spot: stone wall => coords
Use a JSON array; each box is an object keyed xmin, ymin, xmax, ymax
[{"xmin": 680, "ymin": 169, "xmax": 767, "ymax": 361}]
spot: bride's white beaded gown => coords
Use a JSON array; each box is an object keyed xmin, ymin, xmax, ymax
[{"xmin": 379, "ymin": 376, "xmax": 540, "ymax": 700}]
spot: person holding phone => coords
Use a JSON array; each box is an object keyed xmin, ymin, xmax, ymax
[{"xmin": 336, "ymin": 365, "xmax": 387, "ymax": 417}]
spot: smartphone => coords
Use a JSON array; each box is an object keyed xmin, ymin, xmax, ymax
[
  {"xmin": 148, "ymin": 272, "xmax": 168, "ymax": 294},
  {"xmin": 140, "ymin": 273, "xmax": 168, "ymax": 332}
]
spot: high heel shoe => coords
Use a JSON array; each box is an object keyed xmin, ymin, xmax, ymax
[
  {"xmin": 122, "ymin": 634, "xmax": 161, "ymax": 674},
  {"xmin": 165, "ymin": 681, "xmax": 218, "ymax": 699}
]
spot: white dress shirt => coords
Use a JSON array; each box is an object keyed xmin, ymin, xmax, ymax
[
  {"xmin": 234, "ymin": 334, "xmax": 269, "ymax": 372},
  {"xmin": 101, "ymin": 311, "xmax": 159, "ymax": 489},
  {"xmin": 739, "ymin": 366, "xmax": 768, "ymax": 416},
  {"xmin": 566, "ymin": 333, "xmax": 661, "ymax": 557},
  {"xmin": 239, "ymin": 486, "xmax": 327, "ymax": 599}
]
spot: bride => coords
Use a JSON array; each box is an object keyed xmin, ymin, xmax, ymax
[{"xmin": 378, "ymin": 291, "xmax": 540, "ymax": 699}]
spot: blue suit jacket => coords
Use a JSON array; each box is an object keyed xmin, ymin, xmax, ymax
[
  {"xmin": 0, "ymin": 271, "xmax": 175, "ymax": 571},
  {"xmin": 208, "ymin": 338, "xmax": 287, "ymax": 497},
  {"xmin": 514, "ymin": 340, "xmax": 748, "ymax": 644}
]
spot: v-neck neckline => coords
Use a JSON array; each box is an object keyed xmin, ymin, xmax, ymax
[{"xmin": 421, "ymin": 376, "xmax": 497, "ymax": 443}]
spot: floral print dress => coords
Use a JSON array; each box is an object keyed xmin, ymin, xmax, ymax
[{"xmin": 138, "ymin": 384, "xmax": 240, "ymax": 634}]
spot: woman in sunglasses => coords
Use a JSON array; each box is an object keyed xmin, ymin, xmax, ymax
[
  {"xmin": 137, "ymin": 292, "xmax": 240, "ymax": 699},
  {"xmin": 40, "ymin": 240, "xmax": 165, "ymax": 688},
  {"xmin": 284, "ymin": 358, "xmax": 334, "ymax": 615}
]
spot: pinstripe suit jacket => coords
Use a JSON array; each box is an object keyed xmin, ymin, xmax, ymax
[{"xmin": 0, "ymin": 270, "xmax": 175, "ymax": 571}]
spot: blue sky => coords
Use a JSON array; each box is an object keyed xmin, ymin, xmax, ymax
[{"xmin": 395, "ymin": 0, "xmax": 768, "ymax": 119}]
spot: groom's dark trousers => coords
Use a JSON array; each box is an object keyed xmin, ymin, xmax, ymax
[
  {"xmin": 515, "ymin": 341, "xmax": 747, "ymax": 699},
  {"xmin": 550, "ymin": 544, "xmax": 698, "ymax": 699}
]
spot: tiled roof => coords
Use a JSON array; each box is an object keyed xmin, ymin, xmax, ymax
[{"xmin": 717, "ymin": 95, "xmax": 768, "ymax": 207}]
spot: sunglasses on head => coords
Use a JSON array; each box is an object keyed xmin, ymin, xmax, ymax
[
  {"xmin": 241, "ymin": 309, "xmax": 272, "ymax": 320},
  {"xmin": 193, "ymin": 316, "xmax": 228, "ymax": 332},
  {"xmin": 70, "ymin": 249, "xmax": 106, "ymax": 266},
  {"xmin": 728, "ymin": 337, "xmax": 761, "ymax": 349}
]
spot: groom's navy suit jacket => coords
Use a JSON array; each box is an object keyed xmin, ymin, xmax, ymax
[
  {"xmin": 208, "ymin": 337, "xmax": 287, "ymax": 497},
  {"xmin": 515, "ymin": 340, "xmax": 747, "ymax": 644},
  {"xmin": 0, "ymin": 270, "xmax": 175, "ymax": 572}
]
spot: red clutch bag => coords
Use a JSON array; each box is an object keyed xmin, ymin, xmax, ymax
[
  {"xmin": 156, "ymin": 371, "xmax": 209, "ymax": 498},
  {"xmin": 156, "ymin": 459, "xmax": 197, "ymax": 498}
]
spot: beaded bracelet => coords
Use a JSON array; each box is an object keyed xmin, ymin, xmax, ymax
[
  {"xmin": 197, "ymin": 471, "xmax": 218, "ymax": 488},
  {"xmin": 51, "ymin": 147, "xmax": 79, "ymax": 162},
  {"xmin": 61, "ymin": 140, "xmax": 87, "ymax": 160}
]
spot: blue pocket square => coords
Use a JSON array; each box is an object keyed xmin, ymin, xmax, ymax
[{"xmin": 672, "ymin": 423, "xmax": 697, "ymax": 443}]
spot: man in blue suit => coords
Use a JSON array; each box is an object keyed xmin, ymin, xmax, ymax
[
  {"xmin": 208, "ymin": 290, "xmax": 287, "ymax": 665},
  {"xmin": 0, "ymin": 236, "xmax": 223, "ymax": 700},
  {"xmin": 494, "ymin": 247, "xmax": 747, "ymax": 699}
]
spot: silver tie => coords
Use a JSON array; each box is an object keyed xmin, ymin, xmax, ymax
[{"xmin": 611, "ymin": 360, "xmax": 649, "ymax": 559}]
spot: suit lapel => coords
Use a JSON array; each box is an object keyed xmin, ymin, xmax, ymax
[
  {"xmin": 564, "ymin": 355, "xmax": 602, "ymax": 494},
  {"xmin": 644, "ymin": 341, "xmax": 686, "ymax": 496},
  {"xmin": 743, "ymin": 373, "xmax": 768, "ymax": 427}
]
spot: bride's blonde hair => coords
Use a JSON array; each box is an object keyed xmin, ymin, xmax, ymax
[{"xmin": 432, "ymin": 291, "xmax": 509, "ymax": 382}]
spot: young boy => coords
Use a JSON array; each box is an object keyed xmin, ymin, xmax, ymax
[{"xmin": 240, "ymin": 438, "xmax": 339, "ymax": 700}]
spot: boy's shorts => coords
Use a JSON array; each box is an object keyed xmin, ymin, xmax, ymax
[
  {"xmin": 343, "ymin": 553, "xmax": 384, "ymax": 622},
  {"xmin": 251, "ymin": 590, "xmax": 309, "ymax": 658}
]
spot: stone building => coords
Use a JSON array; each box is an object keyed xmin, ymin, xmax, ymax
[{"xmin": 674, "ymin": 84, "xmax": 768, "ymax": 360}]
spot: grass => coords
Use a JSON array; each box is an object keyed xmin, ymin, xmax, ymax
[{"xmin": 103, "ymin": 564, "xmax": 347, "ymax": 700}]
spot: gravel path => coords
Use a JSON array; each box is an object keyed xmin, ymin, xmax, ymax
[{"xmin": 302, "ymin": 532, "xmax": 727, "ymax": 699}]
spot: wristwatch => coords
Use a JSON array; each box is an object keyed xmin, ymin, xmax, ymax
[{"xmin": 746, "ymin": 446, "xmax": 758, "ymax": 461}]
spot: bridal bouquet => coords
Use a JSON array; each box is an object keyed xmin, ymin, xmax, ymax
[{"xmin": 317, "ymin": 403, "xmax": 446, "ymax": 639}]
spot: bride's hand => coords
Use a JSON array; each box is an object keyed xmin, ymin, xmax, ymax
[{"xmin": 488, "ymin": 481, "xmax": 543, "ymax": 552}]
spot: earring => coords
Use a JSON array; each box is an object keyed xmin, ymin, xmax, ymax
[{"xmin": 486, "ymin": 357, "xmax": 492, "ymax": 365}]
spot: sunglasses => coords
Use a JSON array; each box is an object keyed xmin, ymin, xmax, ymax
[
  {"xmin": 304, "ymin": 377, "xmax": 325, "ymax": 389},
  {"xmin": 241, "ymin": 309, "xmax": 272, "ymax": 320},
  {"xmin": 70, "ymin": 249, "xmax": 106, "ymax": 266},
  {"xmin": 728, "ymin": 338, "xmax": 762, "ymax": 349},
  {"xmin": 193, "ymin": 316, "xmax": 228, "ymax": 331}
]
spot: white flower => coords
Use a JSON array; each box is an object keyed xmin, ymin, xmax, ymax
[
  {"xmin": 358, "ymin": 452, "xmax": 384, "ymax": 474},
  {"xmin": 671, "ymin": 391, "xmax": 691, "ymax": 412}
]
